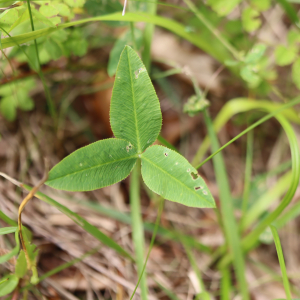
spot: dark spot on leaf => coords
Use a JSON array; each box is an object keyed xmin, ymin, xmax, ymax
[
  {"xmin": 195, "ymin": 186, "xmax": 201, "ymax": 190},
  {"xmin": 164, "ymin": 152, "xmax": 168, "ymax": 157},
  {"xmin": 191, "ymin": 172, "xmax": 198, "ymax": 180},
  {"xmin": 126, "ymin": 144, "xmax": 132, "ymax": 152}
]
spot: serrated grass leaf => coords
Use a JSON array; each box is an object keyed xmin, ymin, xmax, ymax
[
  {"xmin": 141, "ymin": 146, "xmax": 215, "ymax": 208},
  {"xmin": 0, "ymin": 231, "xmax": 20, "ymax": 264},
  {"xmin": 0, "ymin": 227, "xmax": 17, "ymax": 235},
  {"xmin": 110, "ymin": 46, "xmax": 162, "ymax": 153},
  {"xmin": 46, "ymin": 138, "xmax": 138, "ymax": 191}
]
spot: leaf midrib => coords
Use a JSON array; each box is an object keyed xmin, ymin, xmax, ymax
[
  {"xmin": 47, "ymin": 154, "xmax": 138, "ymax": 182},
  {"xmin": 141, "ymin": 155, "xmax": 213, "ymax": 205},
  {"xmin": 127, "ymin": 47, "xmax": 141, "ymax": 153}
]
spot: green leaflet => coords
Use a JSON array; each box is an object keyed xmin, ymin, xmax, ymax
[
  {"xmin": 15, "ymin": 250, "xmax": 27, "ymax": 278},
  {"xmin": 242, "ymin": 7, "xmax": 261, "ymax": 32},
  {"xmin": 275, "ymin": 45, "xmax": 297, "ymax": 66},
  {"xmin": 0, "ymin": 7, "xmax": 19, "ymax": 32},
  {"xmin": 141, "ymin": 146, "xmax": 215, "ymax": 208},
  {"xmin": 46, "ymin": 138, "xmax": 138, "ymax": 191},
  {"xmin": 0, "ymin": 274, "xmax": 19, "ymax": 297},
  {"xmin": 207, "ymin": 0, "xmax": 242, "ymax": 16},
  {"xmin": 110, "ymin": 46, "xmax": 162, "ymax": 153}
]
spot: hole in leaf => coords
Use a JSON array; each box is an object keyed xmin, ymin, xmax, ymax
[
  {"xmin": 135, "ymin": 67, "xmax": 145, "ymax": 79},
  {"xmin": 164, "ymin": 152, "xmax": 168, "ymax": 157},
  {"xmin": 203, "ymin": 190, "xmax": 208, "ymax": 195},
  {"xmin": 126, "ymin": 143, "xmax": 132, "ymax": 152},
  {"xmin": 187, "ymin": 168, "xmax": 190, "ymax": 172},
  {"xmin": 190, "ymin": 172, "xmax": 198, "ymax": 180}
]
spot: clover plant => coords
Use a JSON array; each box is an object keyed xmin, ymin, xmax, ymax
[{"xmin": 45, "ymin": 46, "xmax": 215, "ymax": 209}]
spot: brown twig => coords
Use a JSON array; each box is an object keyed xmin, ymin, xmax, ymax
[{"xmin": 18, "ymin": 159, "xmax": 49, "ymax": 269}]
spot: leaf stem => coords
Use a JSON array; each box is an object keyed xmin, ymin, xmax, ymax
[
  {"xmin": 130, "ymin": 198, "xmax": 164, "ymax": 299},
  {"xmin": 130, "ymin": 160, "xmax": 148, "ymax": 300}
]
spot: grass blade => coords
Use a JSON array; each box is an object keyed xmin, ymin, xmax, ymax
[
  {"xmin": 203, "ymin": 109, "xmax": 249, "ymax": 299},
  {"xmin": 270, "ymin": 225, "xmax": 292, "ymax": 300},
  {"xmin": 20, "ymin": 184, "xmax": 133, "ymax": 260},
  {"xmin": 1, "ymin": 12, "xmax": 232, "ymax": 63}
]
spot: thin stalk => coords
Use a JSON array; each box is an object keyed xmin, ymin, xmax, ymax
[
  {"xmin": 130, "ymin": 160, "xmax": 148, "ymax": 300},
  {"xmin": 25, "ymin": 0, "xmax": 57, "ymax": 122},
  {"xmin": 220, "ymin": 267, "xmax": 231, "ymax": 300},
  {"xmin": 142, "ymin": 0, "xmax": 157, "ymax": 72},
  {"xmin": 130, "ymin": 198, "xmax": 164, "ymax": 299},
  {"xmin": 270, "ymin": 225, "xmax": 292, "ymax": 300},
  {"xmin": 241, "ymin": 129, "xmax": 254, "ymax": 217},
  {"xmin": 182, "ymin": 0, "xmax": 241, "ymax": 61},
  {"xmin": 203, "ymin": 109, "xmax": 249, "ymax": 300}
]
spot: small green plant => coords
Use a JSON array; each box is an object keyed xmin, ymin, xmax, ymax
[{"xmin": 45, "ymin": 45, "xmax": 215, "ymax": 209}]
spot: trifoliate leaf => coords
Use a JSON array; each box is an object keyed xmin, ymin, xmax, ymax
[
  {"xmin": 275, "ymin": 45, "xmax": 297, "ymax": 66},
  {"xmin": 240, "ymin": 65, "xmax": 261, "ymax": 88},
  {"xmin": 0, "ymin": 8, "xmax": 19, "ymax": 31},
  {"xmin": 207, "ymin": 0, "xmax": 242, "ymax": 16},
  {"xmin": 244, "ymin": 44, "xmax": 266, "ymax": 64},
  {"xmin": 39, "ymin": 4, "xmax": 59, "ymax": 17},
  {"xmin": 56, "ymin": 3, "xmax": 71, "ymax": 17},
  {"xmin": 250, "ymin": 0, "xmax": 271, "ymax": 11},
  {"xmin": 242, "ymin": 7, "xmax": 261, "ymax": 32}
]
